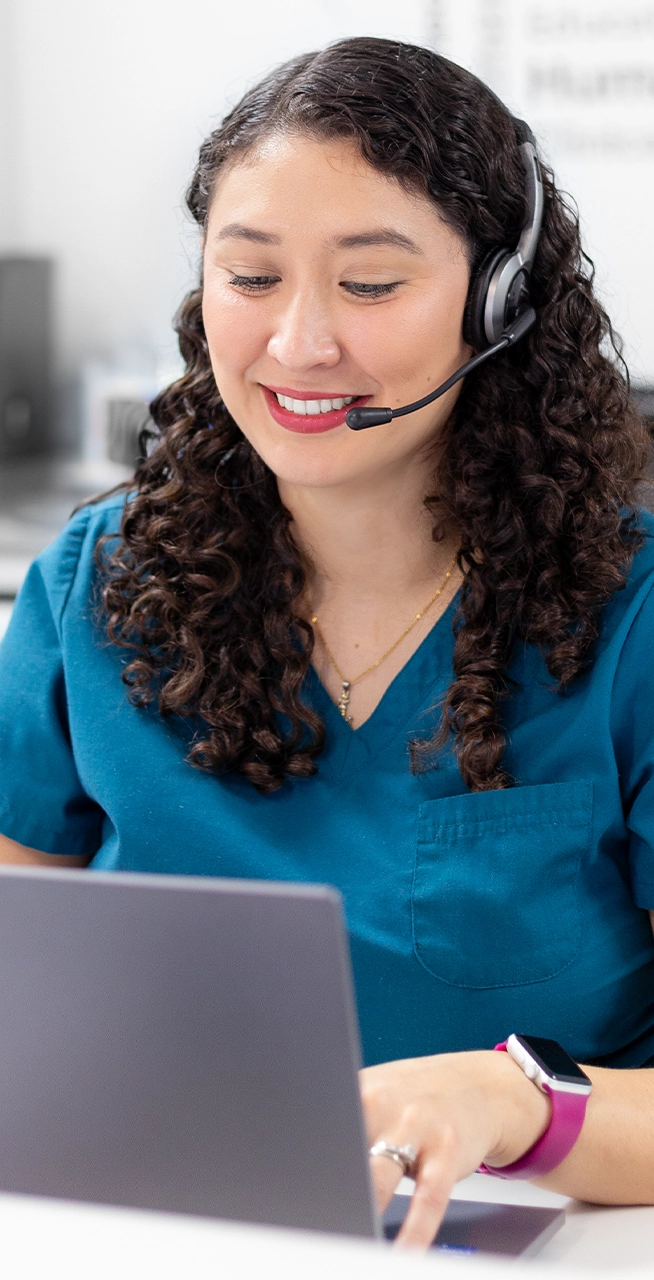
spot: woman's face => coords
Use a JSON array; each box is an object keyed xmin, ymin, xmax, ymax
[{"xmin": 202, "ymin": 133, "xmax": 472, "ymax": 491}]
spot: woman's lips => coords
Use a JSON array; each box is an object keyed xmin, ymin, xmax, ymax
[{"xmin": 260, "ymin": 385, "xmax": 371, "ymax": 433}]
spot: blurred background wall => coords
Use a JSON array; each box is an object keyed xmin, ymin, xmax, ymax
[
  {"xmin": 1, "ymin": 0, "xmax": 653, "ymax": 456},
  {"xmin": 0, "ymin": 0, "xmax": 653, "ymax": 635},
  {"xmin": 431, "ymin": 0, "xmax": 654, "ymax": 391},
  {"xmin": 0, "ymin": 0, "xmax": 424, "ymax": 455}
]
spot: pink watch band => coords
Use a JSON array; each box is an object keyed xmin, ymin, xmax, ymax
[{"xmin": 479, "ymin": 1041, "xmax": 589, "ymax": 1179}]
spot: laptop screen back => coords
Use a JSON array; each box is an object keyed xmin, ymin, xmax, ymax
[{"xmin": 0, "ymin": 866, "xmax": 377, "ymax": 1237}]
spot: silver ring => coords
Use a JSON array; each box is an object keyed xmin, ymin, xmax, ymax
[{"xmin": 369, "ymin": 1140, "xmax": 417, "ymax": 1178}]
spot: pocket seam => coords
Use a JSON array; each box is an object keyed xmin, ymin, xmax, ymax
[
  {"xmin": 420, "ymin": 807, "xmax": 591, "ymax": 841},
  {"xmin": 411, "ymin": 785, "xmax": 591, "ymax": 990}
]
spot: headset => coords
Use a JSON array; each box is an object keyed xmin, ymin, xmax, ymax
[{"xmin": 346, "ymin": 120, "xmax": 544, "ymax": 431}]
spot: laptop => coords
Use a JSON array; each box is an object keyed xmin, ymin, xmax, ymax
[{"xmin": 0, "ymin": 865, "xmax": 563, "ymax": 1254}]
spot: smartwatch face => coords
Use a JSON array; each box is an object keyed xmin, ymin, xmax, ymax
[{"xmin": 516, "ymin": 1035, "xmax": 591, "ymax": 1086}]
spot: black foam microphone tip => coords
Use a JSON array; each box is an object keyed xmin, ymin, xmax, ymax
[{"xmin": 346, "ymin": 405, "xmax": 393, "ymax": 430}]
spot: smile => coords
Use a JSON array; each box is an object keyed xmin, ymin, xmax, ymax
[
  {"xmin": 274, "ymin": 393, "xmax": 355, "ymax": 416},
  {"xmin": 261, "ymin": 385, "xmax": 370, "ymax": 434}
]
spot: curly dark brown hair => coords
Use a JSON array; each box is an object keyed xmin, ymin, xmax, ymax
[{"xmin": 98, "ymin": 36, "xmax": 648, "ymax": 793}]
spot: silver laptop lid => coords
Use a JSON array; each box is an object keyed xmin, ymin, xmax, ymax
[{"xmin": 0, "ymin": 865, "xmax": 378, "ymax": 1237}]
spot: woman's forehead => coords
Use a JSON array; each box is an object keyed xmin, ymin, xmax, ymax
[{"xmin": 206, "ymin": 134, "xmax": 464, "ymax": 257}]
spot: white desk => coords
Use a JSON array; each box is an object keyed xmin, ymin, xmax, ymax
[
  {"xmin": 0, "ymin": 456, "xmax": 133, "ymax": 641},
  {"xmin": 0, "ymin": 1177, "xmax": 652, "ymax": 1280},
  {"xmin": 450, "ymin": 1172, "xmax": 654, "ymax": 1271}
]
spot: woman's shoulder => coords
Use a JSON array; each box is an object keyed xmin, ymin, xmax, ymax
[
  {"xmin": 39, "ymin": 488, "xmax": 128, "ymax": 573},
  {"xmin": 599, "ymin": 505, "xmax": 654, "ymax": 645},
  {"xmin": 32, "ymin": 489, "xmax": 129, "ymax": 629},
  {"xmin": 626, "ymin": 505, "xmax": 654, "ymax": 589}
]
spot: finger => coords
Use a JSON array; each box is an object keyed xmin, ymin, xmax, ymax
[
  {"xmin": 358, "ymin": 1070, "xmax": 391, "ymax": 1143},
  {"xmin": 368, "ymin": 1151, "xmax": 405, "ymax": 1215},
  {"xmin": 395, "ymin": 1128, "xmax": 457, "ymax": 1249}
]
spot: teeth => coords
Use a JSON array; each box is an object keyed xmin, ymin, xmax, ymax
[{"xmin": 274, "ymin": 393, "xmax": 355, "ymax": 415}]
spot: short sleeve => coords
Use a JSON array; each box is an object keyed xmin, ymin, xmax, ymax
[
  {"xmin": 0, "ymin": 511, "xmax": 105, "ymax": 857},
  {"xmin": 611, "ymin": 574, "xmax": 654, "ymax": 907}
]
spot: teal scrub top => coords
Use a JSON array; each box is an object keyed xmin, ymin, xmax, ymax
[{"xmin": 2, "ymin": 494, "xmax": 654, "ymax": 1069}]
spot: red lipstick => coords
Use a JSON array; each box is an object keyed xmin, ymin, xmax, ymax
[{"xmin": 261, "ymin": 385, "xmax": 370, "ymax": 434}]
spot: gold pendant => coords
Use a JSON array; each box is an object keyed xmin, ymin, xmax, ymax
[{"xmin": 337, "ymin": 681, "xmax": 351, "ymax": 719}]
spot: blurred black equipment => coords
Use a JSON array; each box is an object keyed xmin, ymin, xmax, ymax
[
  {"xmin": 346, "ymin": 121, "xmax": 543, "ymax": 431},
  {"xmin": 105, "ymin": 397, "xmax": 152, "ymax": 467},
  {"xmin": 0, "ymin": 257, "xmax": 53, "ymax": 458}
]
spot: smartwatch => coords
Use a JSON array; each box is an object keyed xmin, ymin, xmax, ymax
[{"xmin": 479, "ymin": 1034, "xmax": 592, "ymax": 1179}]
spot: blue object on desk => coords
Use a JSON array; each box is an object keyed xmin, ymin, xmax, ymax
[{"xmin": 382, "ymin": 1194, "xmax": 564, "ymax": 1255}]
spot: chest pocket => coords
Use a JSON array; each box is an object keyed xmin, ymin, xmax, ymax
[{"xmin": 412, "ymin": 781, "xmax": 592, "ymax": 989}]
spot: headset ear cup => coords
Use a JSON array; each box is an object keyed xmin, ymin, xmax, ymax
[{"xmin": 463, "ymin": 248, "xmax": 510, "ymax": 350}]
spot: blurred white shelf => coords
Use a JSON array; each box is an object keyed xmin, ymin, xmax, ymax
[
  {"xmin": 0, "ymin": 601, "xmax": 12, "ymax": 642},
  {"xmin": 0, "ymin": 456, "xmax": 132, "ymax": 601},
  {"xmin": 0, "ymin": 554, "xmax": 32, "ymax": 596}
]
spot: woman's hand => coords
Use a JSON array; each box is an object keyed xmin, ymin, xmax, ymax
[
  {"xmin": 0, "ymin": 833, "xmax": 89, "ymax": 867},
  {"xmin": 360, "ymin": 1050, "xmax": 551, "ymax": 1248}
]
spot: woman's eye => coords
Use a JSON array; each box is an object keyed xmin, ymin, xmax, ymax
[
  {"xmin": 228, "ymin": 275, "xmax": 280, "ymax": 292},
  {"xmin": 340, "ymin": 281, "xmax": 402, "ymax": 298}
]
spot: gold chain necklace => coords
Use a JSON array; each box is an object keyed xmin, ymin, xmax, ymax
[{"xmin": 309, "ymin": 553, "xmax": 458, "ymax": 721}]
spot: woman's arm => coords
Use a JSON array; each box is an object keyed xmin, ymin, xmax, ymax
[
  {"xmin": 362, "ymin": 1048, "xmax": 654, "ymax": 1248},
  {"xmin": 536, "ymin": 1062, "xmax": 654, "ymax": 1202},
  {"xmin": 0, "ymin": 832, "xmax": 89, "ymax": 868}
]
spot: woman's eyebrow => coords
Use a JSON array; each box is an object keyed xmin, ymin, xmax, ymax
[
  {"xmin": 215, "ymin": 223, "xmax": 281, "ymax": 244},
  {"xmin": 333, "ymin": 229, "xmax": 423, "ymax": 254},
  {"xmin": 213, "ymin": 223, "xmax": 422, "ymax": 254}
]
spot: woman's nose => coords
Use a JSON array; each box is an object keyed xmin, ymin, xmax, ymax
[{"xmin": 267, "ymin": 290, "xmax": 341, "ymax": 371}]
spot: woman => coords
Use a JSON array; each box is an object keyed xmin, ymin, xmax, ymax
[{"xmin": 1, "ymin": 37, "xmax": 654, "ymax": 1246}]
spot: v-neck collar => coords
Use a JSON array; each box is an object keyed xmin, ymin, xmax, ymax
[{"xmin": 305, "ymin": 591, "xmax": 460, "ymax": 783}]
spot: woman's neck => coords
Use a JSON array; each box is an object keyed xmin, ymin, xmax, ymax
[
  {"xmin": 278, "ymin": 464, "xmax": 457, "ymax": 608},
  {"xmin": 278, "ymin": 462, "xmax": 461, "ymax": 729}
]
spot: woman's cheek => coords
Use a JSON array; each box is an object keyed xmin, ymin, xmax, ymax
[
  {"xmin": 344, "ymin": 312, "xmax": 404, "ymax": 389},
  {"xmin": 203, "ymin": 296, "xmax": 266, "ymax": 382},
  {"xmin": 349, "ymin": 299, "xmax": 453, "ymax": 396}
]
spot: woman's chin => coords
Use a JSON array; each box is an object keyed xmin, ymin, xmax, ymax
[
  {"xmin": 269, "ymin": 456, "xmax": 373, "ymax": 491},
  {"xmin": 240, "ymin": 426, "xmax": 377, "ymax": 491}
]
